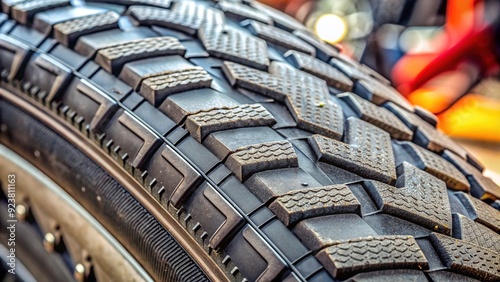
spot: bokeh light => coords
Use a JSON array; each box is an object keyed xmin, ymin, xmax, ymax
[{"xmin": 314, "ymin": 13, "xmax": 348, "ymax": 44}]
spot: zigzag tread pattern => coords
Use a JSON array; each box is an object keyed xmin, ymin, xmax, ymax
[
  {"xmin": 444, "ymin": 150, "xmax": 500, "ymax": 199},
  {"xmin": 366, "ymin": 162, "xmax": 452, "ymax": 234},
  {"xmin": 338, "ymin": 92, "xmax": 413, "ymax": 140},
  {"xmin": 309, "ymin": 118, "xmax": 396, "ymax": 183},
  {"xmin": 245, "ymin": 20, "xmax": 315, "ymax": 55},
  {"xmin": 402, "ymin": 142, "xmax": 470, "ymax": 191},
  {"xmin": 454, "ymin": 214, "xmax": 500, "ymax": 253},
  {"xmin": 387, "ymin": 103, "xmax": 468, "ymax": 158},
  {"xmin": 222, "ymin": 61, "xmax": 344, "ymax": 139},
  {"xmin": 284, "ymin": 50, "xmax": 352, "ymax": 91},
  {"xmin": 458, "ymin": 193, "xmax": 500, "ymax": 233},
  {"xmin": 430, "ymin": 233, "xmax": 500, "ymax": 281}
]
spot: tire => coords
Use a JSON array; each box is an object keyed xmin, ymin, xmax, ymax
[{"xmin": 0, "ymin": 0, "xmax": 499, "ymax": 281}]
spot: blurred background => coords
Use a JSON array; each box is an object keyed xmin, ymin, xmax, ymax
[{"xmin": 259, "ymin": 0, "xmax": 500, "ymax": 184}]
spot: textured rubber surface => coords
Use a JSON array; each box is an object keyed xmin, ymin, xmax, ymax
[
  {"xmin": 0, "ymin": 100, "xmax": 208, "ymax": 282},
  {"xmin": 0, "ymin": 0, "xmax": 499, "ymax": 281}
]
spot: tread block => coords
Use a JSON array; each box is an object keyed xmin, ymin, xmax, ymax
[
  {"xmin": 53, "ymin": 11, "xmax": 120, "ymax": 47},
  {"xmin": 160, "ymin": 88, "xmax": 239, "ymax": 124},
  {"xmin": 269, "ymin": 185, "xmax": 360, "ymax": 226},
  {"xmin": 346, "ymin": 270, "xmax": 428, "ymax": 282},
  {"xmin": 95, "ymin": 36, "xmax": 186, "ymax": 74},
  {"xmin": 428, "ymin": 271, "xmax": 481, "ymax": 282},
  {"xmin": 359, "ymin": 64, "xmax": 392, "ymax": 85},
  {"xmin": 1, "ymin": 0, "xmax": 26, "ymax": 14},
  {"xmin": 329, "ymin": 57, "xmax": 368, "ymax": 81},
  {"xmin": 338, "ymin": 92, "xmax": 413, "ymax": 140},
  {"xmin": 140, "ymin": 66, "xmax": 212, "ymax": 106},
  {"xmin": 243, "ymin": 20, "xmax": 315, "ymax": 56},
  {"xmin": 293, "ymin": 30, "xmax": 340, "ymax": 62},
  {"xmin": 293, "ymin": 256, "xmax": 325, "ymax": 279},
  {"xmin": 0, "ymin": 13, "xmax": 6, "ymax": 25},
  {"xmin": 430, "ymin": 233, "xmax": 500, "ymax": 281},
  {"xmin": 75, "ymin": 79, "xmax": 118, "ymax": 132},
  {"xmin": 8, "ymin": 23, "xmax": 45, "ymax": 47},
  {"xmin": 0, "ymin": 33, "xmax": 31, "ymax": 80},
  {"xmin": 88, "ymin": 0, "xmax": 172, "ymax": 8},
  {"xmin": 354, "ymin": 78, "xmax": 414, "ymax": 112},
  {"xmin": 128, "ymin": 2, "xmax": 223, "ymax": 35},
  {"xmin": 260, "ymin": 219, "xmax": 310, "ymax": 262},
  {"xmin": 185, "ymin": 104, "xmax": 276, "ymax": 142},
  {"xmin": 444, "ymin": 150, "xmax": 500, "ymax": 199},
  {"xmin": 122, "ymin": 91, "xmax": 143, "ymax": 110},
  {"xmin": 75, "ymin": 27, "xmax": 157, "ymax": 57},
  {"xmin": 118, "ymin": 55, "xmax": 193, "ymax": 91},
  {"xmin": 284, "ymin": 50, "xmax": 352, "ymax": 91},
  {"xmin": 453, "ymin": 213, "xmax": 500, "ymax": 253},
  {"xmin": 220, "ymin": 176, "xmax": 263, "ymax": 215},
  {"xmin": 11, "ymin": 0, "xmax": 69, "ymax": 24},
  {"xmin": 217, "ymin": 1, "xmax": 272, "ymax": 25},
  {"xmin": 176, "ymin": 135, "xmax": 219, "ymax": 173},
  {"xmin": 294, "ymin": 214, "xmax": 377, "ymax": 251},
  {"xmin": 225, "ymin": 140, "xmax": 298, "ymax": 181},
  {"xmin": 456, "ymin": 193, "xmax": 500, "ymax": 233},
  {"xmin": 242, "ymin": 226, "xmax": 287, "ymax": 282},
  {"xmin": 203, "ymin": 185, "xmax": 245, "ymax": 250},
  {"xmin": 386, "ymin": 102, "xmax": 468, "ymax": 158},
  {"xmin": 199, "ymin": 24, "xmax": 269, "ymax": 71},
  {"xmin": 250, "ymin": 1, "xmax": 305, "ymax": 32},
  {"xmin": 316, "ymin": 235, "xmax": 428, "ymax": 278},
  {"xmin": 32, "ymin": 6, "xmax": 108, "ymax": 35},
  {"xmin": 363, "ymin": 214, "xmax": 433, "ymax": 238},
  {"xmin": 466, "ymin": 153, "xmax": 485, "ymax": 172},
  {"xmin": 222, "ymin": 60, "xmax": 297, "ymax": 102},
  {"xmin": 270, "ymin": 62, "xmax": 344, "ymax": 140},
  {"xmin": 249, "ymin": 206, "xmax": 275, "ymax": 227},
  {"xmin": 246, "ymin": 167, "xmax": 321, "ymax": 202},
  {"xmin": 309, "ymin": 118, "xmax": 396, "ymax": 184},
  {"xmin": 0, "ymin": 18, "xmax": 15, "ymax": 34},
  {"xmin": 133, "ymin": 101, "xmax": 175, "ymax": 136},
  {"xmin": 285, "ymin": 85, "xmax": 344, "ymax": 140},
  {"xmin": 24, "ymin": 53, "xmax": 72, "ymax": 102},
  {"xmin": 400, "ymin": 142, "xmax": 470, "ymax": 191},
  {"xmin": 365, "ymin": 162, "xmax": 452, "ymax": 235},
  {"xmin": 90, "ymin": 69, "xmax": 133, "ymax": 101},
  {"xmin": 48, "ymin": 44, "xmax": 87, "ymax": 69},
  {"xmin": 203, "ymin": 126, "xmax": 284, "ymax": 160},
  {"xmin": 414, "ymin": 105, "xmax": 438, "ymax": 127}
]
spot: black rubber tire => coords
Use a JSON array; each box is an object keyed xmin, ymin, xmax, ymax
[{"xmin": 0, "ymin": 0, "xmax": 499, "ymax": 281}]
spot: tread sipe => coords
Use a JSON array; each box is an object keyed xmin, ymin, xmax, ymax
[{"xmin": 0, "ymin": 0, "xmax": 499, "ymax": 281}]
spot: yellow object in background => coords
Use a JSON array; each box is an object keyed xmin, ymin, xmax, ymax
[{"xmin": 438, "ymin": 94, "xmax": 500, "ymax": 142}]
